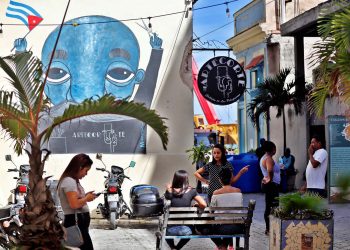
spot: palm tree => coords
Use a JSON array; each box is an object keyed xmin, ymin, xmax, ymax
[
  {"xmin": 309, "ymin": 2, "xmax": 350, "ymax": 116},
  {"xmin": 247, "ymin": 68, "xmax": 304, "ymax": 151},
  {"xmin": 0, "ymin": 51, "xmax": 168, "ymax": 248}
]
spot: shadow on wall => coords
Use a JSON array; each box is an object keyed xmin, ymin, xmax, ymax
[{"xmin": 147, "ymin": 154, "xmax": 195, "ymax": 195}]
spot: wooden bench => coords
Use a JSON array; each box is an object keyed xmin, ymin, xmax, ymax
[{"xmin": 156, "ymin": 199, "xmax": 256, "ymax": 250}]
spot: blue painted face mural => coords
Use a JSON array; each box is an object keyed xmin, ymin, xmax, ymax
[
  {"xmin": 41, "ymin": 16, "xmax": 146, "ymax": 105},
  {"xmin": 13, "ymin": 15, "xmax": 163, "ymax": 153}
]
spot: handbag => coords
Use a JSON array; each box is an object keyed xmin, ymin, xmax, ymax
[{"xmin": 64, "ymin": 211, "xmax": 84, "ymax": 247}]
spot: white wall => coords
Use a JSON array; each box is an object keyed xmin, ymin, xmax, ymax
[
  {"xmin": 269, "ymin": 104, "xmax": 308, "ymax": 188},
  {"xmin": 267, "ymin": 36, "xmax": 321, "ymax": 189},
  {"xmin": 0, "ymin": 0, "xmax": 195, "ymax": 208}
]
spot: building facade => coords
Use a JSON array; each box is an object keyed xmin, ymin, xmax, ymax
[{"xmin": 227, "ymin": 0, "xmax": 325, "ymax": 187}]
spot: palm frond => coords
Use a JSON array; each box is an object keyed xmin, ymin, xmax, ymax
[
  {"xmin": 247, "ymin": 94, "xmax": 272, "ymax": 129},
  {"xmin": 41, "ymin": 94, "xmax": 168, "ymax": 149},
  {"xmin": 0, "ymin": 118, "xmax": 29, "ymax": 155},
  {"xmin": 0, "ymin": 52, "xmax": 45, "ymax": 114},
  {"xmin": 0, "ymin": 90, "xmax": 32, "ymax": 129},
  {"xmin": 308, "ymin": 83, "xmax": 330, "ymax": 117},
  {"xmin": 309, "ymin": 2, "xmax": 350, "ymax": 115},
  {"xmin": 0, "ymin": 90, "xmax": 32, "ymax": 154},
  {"xmin": 247, "ymin": 68, "xmax": 304, "ymax": 129}
]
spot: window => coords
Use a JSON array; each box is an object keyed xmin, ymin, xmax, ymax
[{"xmin": 250, "ymin": 63, "xmax": 264, "ymax": 89}]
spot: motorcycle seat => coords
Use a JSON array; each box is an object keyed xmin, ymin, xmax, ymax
[{"xmin": 0, "ymin": 206, "xmax": 12, "ymax": 218}]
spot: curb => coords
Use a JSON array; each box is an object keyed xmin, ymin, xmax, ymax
[{"xmin": 90, "ymin": 216, "xmax": 159, "ymax": 228}]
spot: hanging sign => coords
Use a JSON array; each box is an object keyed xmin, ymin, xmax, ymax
[{"xmin": 197, "ymin": 56, "xmax": 246, "ymax": 105}]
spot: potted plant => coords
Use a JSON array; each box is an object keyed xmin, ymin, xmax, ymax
[
  {"xmin": 330, "ymin": 174, "xmax": 350, "ymax": 203},
  {"xmin": 269, "ymin": 192, "xmax": 334, "ymax": 250},
  {"xmin": 186, "ymin": 142, "xmax": 211, "ymax": 166},
  {"xmin": 186, "ymin": 142, "xmax": 211, "ymax": 192}
]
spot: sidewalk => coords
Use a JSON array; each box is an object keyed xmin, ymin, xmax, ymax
[{"xmin": 90, "ymin": 193, "xmax": 350, "ymax": 250}]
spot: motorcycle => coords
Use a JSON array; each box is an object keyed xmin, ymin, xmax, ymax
[
  {"xmin": 0, "ymin": 203, "xmax": 23, "ymax": 249},
  {"xmin": 95, "ymin": 154, "xmax": 164, "ymax": 230},
  {"xmin": 5, "ymin": 155, "xmax": 64, "ymax": 222},
  {"xmin": 5, "ymin": 155, "xmax": 30, "ymax": 205},
  {"xmin": 46, "ymin": 180, "xmax": 64, "ymax": 222},
  {"xmin": 95, "ymin": 153, "xmax": 134, "ymax": 229}
]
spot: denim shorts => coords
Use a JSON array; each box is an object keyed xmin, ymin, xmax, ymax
[{"xmin": 166, "ymin": 225, "xmax": 192, "ymax": 236}]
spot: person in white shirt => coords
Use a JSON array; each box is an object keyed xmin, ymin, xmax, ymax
[
  {"xmin": 210, "ymin": 168, "xmax": 243, "ymax": 250},
  {"xmin": 305, "ymin": 135, "xmax": 328, "ymax": 198}
]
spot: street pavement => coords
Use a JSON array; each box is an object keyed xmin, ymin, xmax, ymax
[{"xmin": 90, "ymin": 193, "xmax": 350, "ymax": 250}]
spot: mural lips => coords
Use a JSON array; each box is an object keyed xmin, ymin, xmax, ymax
[{"xmin": 197, "ymin": 56, "xmax": 246, "ymax": 105}]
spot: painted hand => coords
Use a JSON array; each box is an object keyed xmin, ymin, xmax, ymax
[
  {"xmin": 150, "ymin": 33, "xmax": 162, "ymax": 49},
  {"xmin": 13, "ymin": 38, "xmax": 27, "ymax": 52}
]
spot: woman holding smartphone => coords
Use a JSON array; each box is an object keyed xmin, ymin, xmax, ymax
[{"xmin": 58, "ymin": 153, "xmax": 97, "ymax": 250}]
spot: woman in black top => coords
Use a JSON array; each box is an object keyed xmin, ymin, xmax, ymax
[
  {"xmin": 194, "ymin": 144, "xmax": 249, "ymax": 201},
  {"xmin": 165, "ymin": 170, "xmax": 207, "ymax": 250}
]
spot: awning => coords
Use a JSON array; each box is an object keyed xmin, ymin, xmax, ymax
[{"xmin": 245, "ymin": 55, "xmax": 264, "ymax": 70}]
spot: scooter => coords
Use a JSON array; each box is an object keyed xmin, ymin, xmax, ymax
[
  {"xmin": 0, "ymin": 203, "xmax": 23, "ymax": 249},
  {"xmin": 95, "ymin": 153, "xmax": 134, "ymax": 230},
  {"xmin": 95, "ymin": 154, "xmax": 164, "ymax": 230},
  {"xmin": 5, "ymin": 155, "xmax": 30, "ymax": 205}
]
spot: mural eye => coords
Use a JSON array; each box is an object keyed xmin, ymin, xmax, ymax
[
  {"xmin": 46, "ymin": 67, "xmax": 70, "ymax": 83},
  {"xmin": 106, "ymin": 67, "xmax": 135, "ymax": 84}
]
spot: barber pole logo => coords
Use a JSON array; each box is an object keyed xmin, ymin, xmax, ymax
[{"xmin": 197, "ymin": 56, "xmax": 246, "ymax": 105}]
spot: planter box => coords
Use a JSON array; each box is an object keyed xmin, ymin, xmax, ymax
[{"xmin": 269, "ymin": 215, "xmax": 334, "ymax": 250}]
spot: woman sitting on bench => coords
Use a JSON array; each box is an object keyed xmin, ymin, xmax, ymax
[
  {"xmin": 210, "ymin": 168, "xmax": 244, "ymax": 250},
  {"xmin": 165, "ymin": 170, "xmax": 207, "ymax": 250}
]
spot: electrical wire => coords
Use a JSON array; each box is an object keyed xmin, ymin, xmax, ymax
[
  {"xmin": 193, "ymin": 20, "xmax": 234, "ymax": 41},
  {"xmin": 193, "ymin": 0, "xmax": 239, "ymax": 11},
  {"xmin": 0, "ymin": 0, "xmax": 239, "ymax": 27}
]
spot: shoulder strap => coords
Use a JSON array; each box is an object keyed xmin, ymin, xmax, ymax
[{"xmin": 75, "ymin": 181, "xmax": 79, "ymax": 224}]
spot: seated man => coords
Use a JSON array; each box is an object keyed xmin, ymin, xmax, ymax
[
  {"xmin": 210, "ymin": 168, "xmax": 244, "ymax": 250},
  {"xmin": 279, "ymin": 148, "xmax": 295, "ymax": 192}
]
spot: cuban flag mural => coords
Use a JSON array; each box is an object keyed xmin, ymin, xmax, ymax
[{"xmin": 6, "ymin": 0, "xmax": 43, "ymax": 30}]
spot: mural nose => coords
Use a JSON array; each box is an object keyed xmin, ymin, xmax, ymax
[{"xmin": 70, "ymin": 83, "xmax": 104, "ymax": 103}]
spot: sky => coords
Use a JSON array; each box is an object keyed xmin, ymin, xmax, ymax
[{"xmin": 193, "ymin": 0, "xmax": 251, "ymax": 124}]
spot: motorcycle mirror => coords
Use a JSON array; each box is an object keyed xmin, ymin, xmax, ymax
[
  {"xmin": 96, "ymin": 153, "xmax": 102, "ymax": 160},
  {"xmin": 129, "ymin": 161, "xmax": 136, "ymax": 168},
  {"xmin": 6, "ymin": 155, "xmax": 18, "ymax": 169},
  {"xmin": 96, "ymin": 153, "xmax": 107, "ymax": 169}
]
